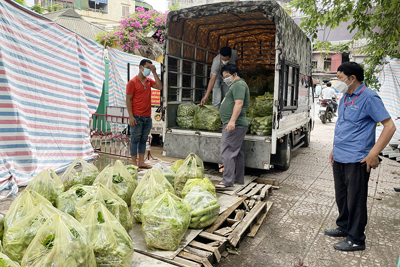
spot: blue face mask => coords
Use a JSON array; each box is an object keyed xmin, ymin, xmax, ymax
[{"xmin": 142, "ymin": 68, "xmax": 151, "ymax": 77}]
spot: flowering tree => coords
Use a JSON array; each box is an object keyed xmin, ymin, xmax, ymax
[{"xmin": 96, "ymin": 7, "xmax": 168, "ymax": 58}]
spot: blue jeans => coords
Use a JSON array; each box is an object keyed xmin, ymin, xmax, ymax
[{"xmin": 130, "ymin": 115, "xmax": 152, "ymax": 156}]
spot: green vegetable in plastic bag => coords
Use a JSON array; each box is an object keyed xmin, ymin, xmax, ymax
[
  {"xmin": 249, "ymin": 116, "xmax": 273, "ymax": 136},
  {"xmin": 176, "ymin": 116, "xmax": 194, "ymax": 129},
  {"xmin": 0, "ymin": 213, "xmax": 4, "ymax": 240},
  {"xmin": 94, "ymin": 160, "xmax": 138, "ymax": 205},
  {"xmin": 61, "ymin": 157, "xmax": 99, "ymax": 190},
  {"xmin": 252, "ymin": 92, "xmax": 273, "ymax": 117},
  {"xmin": 141, "ymin": 191, "xmax": 190, "ymax": 251},
  {"xmin": 193, "ymin": 105, "xmax": 221, "ymax": 131},
  {"xmin": 5, "ymin": 190, "xmax": 51, "ymax": 231},
  {"xmin": 56, "ymin": 184, "xmax": 93, "ymax": 217},
  {"xmin": 75, "ymin": 184, "xmax": 132, "ymax": 232},
  {"xmin": 171, "ymin": 160, "xmax": 184, "ymax": 173},
  {"xmin": 184, "ymin": 186, "xmax": 220, "ymax": 229},
  {"xmin": 20, "ymin": 213, "xmax": 96, "ymax": 267},
  {"xmin": 81, "ymin": 201, "xmax": 134, "ymax": 266},
  {"xmin": 131, "ymin": 169, "xmax": 174, "ymax": 222},
  {"xmin": 177, "ymin": 102, "xmax": 196, "ymax": 117},
  {"xmin": 174, "ymin": 153, "xmax": 204, "ymax": 197},
  {"xmin": 3, "ymin": 203, "xmax": 63, "ymax": 263},
  {"xmin": 25, "ymin": 169, "xmax": 64, "ymax": 206},
  {"xmin": 153, "ymin": 162, "xmax": 176, "ymax": 186},
  {"xmin": 0, "ymin": 252, "xmax": 20, "ymax": 267},
  {"xmin": 181, "ymin": 178, "xmax": 216, "ymax": 199},
  {"xmin": 126, "ymin": 165, "xmax": 138, "ymax": 181}
]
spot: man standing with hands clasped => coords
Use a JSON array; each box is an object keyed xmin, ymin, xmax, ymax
[
  {"xmin": 126, "ymin": 59, "xmax": 162, "ymax": 168},
  {"xmin": 324, "ymin": 62, "xmax": 395, "ymax": 251},
  {"xmin": 215, "ymin": 64, "xmax": 250, "ymax": 190}
]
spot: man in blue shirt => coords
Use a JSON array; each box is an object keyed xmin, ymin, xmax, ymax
[{"xmin": 324, "ymin": 62, "xmax": 396, "ymax": 251}]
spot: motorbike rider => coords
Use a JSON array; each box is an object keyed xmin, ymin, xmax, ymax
[{"xmin": 320, "ymin": 82, "xmax": 338, "ymax": 115}]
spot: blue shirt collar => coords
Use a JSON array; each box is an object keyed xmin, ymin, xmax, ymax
[{"xmin": 346, "ymin": 83, "xmax": 366, "ymax": 96}]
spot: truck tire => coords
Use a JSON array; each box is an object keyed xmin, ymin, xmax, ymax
[{"xmin": 276, "ymin": 138, "xmax": 291, "ymax": 171}]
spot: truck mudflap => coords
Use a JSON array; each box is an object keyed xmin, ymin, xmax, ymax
[{"xmin": 164, "ymin": 131, "xmax": 272, "ymax": 169}]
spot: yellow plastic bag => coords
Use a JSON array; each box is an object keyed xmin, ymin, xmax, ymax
[
  {"xmin": 0, "ymin": 213, "xmax": 4, "ymax": 240},
  {"xmin": 25, "ymin": 169, "xmax": 64, "ymax": 206},
  {"xmin": 170, "ymin": 159, "xmax": 183, "ymax": 173},
  {"xmin": 5, "ymin": 190, "xmax": 51, "ymax": 231},
  {"xmin": 56, "ymin": 184, "xmax": 93, "ymax": 217},
  {"xmin": 93, "ymin": 160, "xmax": 138, "ymax": 205},
  {"xmin": 125, "ymin": 165, "xmax": 139, "ymax": 181},
  {"xmin": 141, "ymin": 191, "xmax": 190, "ymax": 251},
  {"xmin": 0, "ymin": 251, "xmax": 20, "ymax": 267},
  {"xmin": 181, "ymin": 178, "xmax": 216, "ymax": 199},
  {"xmin": 184, "ymin": 186, "xmax": 220, "ymax": 229},
  {"xmin": 61, "ymin": 157, "xmax": 99, "ymax": 190},
  {"xmin": 81, "ymin": 201, "xmax": 134, "ymax": 266},
  {"xmin": 75, "ymin": 184, "xmax": 132, "ymax": 232},
  {"xmin": 3, "ymin": 203, "xmax": 63, "ymax": 263},
  {"xmin": 174, "ymin": 153, "xmax": 204, "ymax": 197},
  {"xmin": 20, "ymin": 213, "xmax": 96, "ymax": 267},
  {"xmin": 131, "ymin": 169, "xmax": 174, "ymax": 222},
  {"xmin": 153, "ymin": 162, "xmax": 176, "ymax": 186}
]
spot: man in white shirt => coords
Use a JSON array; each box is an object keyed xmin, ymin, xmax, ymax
[
  {"xmin": 201, "ymin": 47, "xmax": 238, "ymax": 109},
  {"xmin": 321, "ymin": 82, "xmax": 338, "ymax": 114}
]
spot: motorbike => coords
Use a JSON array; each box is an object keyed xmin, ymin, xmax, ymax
[{"xmin": 318, "ymin": 99, "xmax": 334, "ymax": 124}]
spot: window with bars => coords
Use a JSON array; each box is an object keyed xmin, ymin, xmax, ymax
[{"xmin": 122, "ymin": 5, "xmax": 129, "ymax": 17}]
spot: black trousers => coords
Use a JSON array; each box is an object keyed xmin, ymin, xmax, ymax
[{"xmin": 333, "ymin": 161, "xmax": 370, "ymax": 245}]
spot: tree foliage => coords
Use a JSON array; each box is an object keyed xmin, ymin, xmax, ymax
[
  {"xmin": 290, "ymin": 0, "xmax": 400, "ymax": 89},
  {"xmin": 31, "ymin": 4, "xmax": 44, "ymax": 14}
]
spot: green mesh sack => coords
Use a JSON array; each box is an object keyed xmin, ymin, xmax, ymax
[
  {"xmin": 176, "ymin": 116, "xmax": 194, "ymax": 129},
  {"xmin": 177, "ymin": 102, "xmax": 196, "ymax": 117},
  {"xmin": 141, "ymin": 191, "xmax": 190, "ymax": 251},
  {"xmin": 193, "ymin": 105, "xmax": 221, "ymax": 131}
]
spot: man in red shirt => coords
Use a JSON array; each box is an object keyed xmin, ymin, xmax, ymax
[{"xmin": 126, "ymin": 59, "xmax": 162, "ymax": 168}]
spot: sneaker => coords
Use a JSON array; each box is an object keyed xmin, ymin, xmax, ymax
[
  {"xmin": 324, "ymin": 228, "xmax": 347, "ymax": 237},
  {"xmin": 333, "ymin": 240, "xmax": 365, "ymax": 251}
]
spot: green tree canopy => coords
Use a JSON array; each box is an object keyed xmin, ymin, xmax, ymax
[{"xmin": 290, "ymin": 0, "xmax": 400, "ymax": 89}]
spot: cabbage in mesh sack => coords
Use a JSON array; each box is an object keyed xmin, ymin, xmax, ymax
[
  {"xmin": 61, "ymin": 157, "xmax": 99, "ymax": 190},
  {"xmin": 93, "ymin": 160, "xmax": 138, "ymax": 205},
  {"xmin": 56, "ymin": 184, "xmax": 93, "ymax": 217},
  {"xmin": 75, "ymin": 184, "xmax": 132, "ymax": 232},
  {"xmin": 5, "ymin": 190, "xmax": 51, "ymax": 231},
  {"xmin": 141, "ymin": 191, "xmax": 190, "ymax": 251},
  {"xmin": 181, "ymin": 178, "xmax": 216, "ymax": 199},
  {"xmin": 20, "ymin": 213, "xmax": 96, "ymax": 267},
  {"xmin": 3, "ymin": 203, "xmax": 63, "ymax": 263},
  {"xmin": 193, "ymin": 105, "xmax": 221, "ymax": 131},
  {"xmin": 176, "ymin": 116, "xmax": 194, "ymax": 129},
  {"xmin": 184, "ymin": 186, "xmax": 220, "ymax": 229},
  {"xmin": 177, "ymin": 102, "xmax": 196, "ymax": 117},
  {"xmin": 131, "ymin": 168, "xmax": 174, "ymax": 222},
  {"xmin": 81, "ymin": 201, "xmax": 134, "ymax": 267},
  {"xmin": 25, "ymin": 169, "xmax": 64, "ymax": 206},
  {"xmin": 174, "ymin": 153, "xmax": 204, "ymax": 197}
]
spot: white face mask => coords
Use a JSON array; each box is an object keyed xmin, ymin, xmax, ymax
[
  {"xmin": 335, "ymin": 77, "xmax": 353, "ymax": 93},
  {"xmin": 221, "ymin": 60, "xmax": 230, "ymax": 65},
  {"xmin": 224, "ymin": 76, "xmax": 233, "ymax": 86}
]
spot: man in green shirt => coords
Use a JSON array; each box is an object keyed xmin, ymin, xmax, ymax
[{"xmin": 216, "ymin": 64, "xmax": 250, "ymax": 189}]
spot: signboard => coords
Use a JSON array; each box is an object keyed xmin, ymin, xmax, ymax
[{"xmin": 151, "ymin": 89, "xmax": 160, "ymax": 106}]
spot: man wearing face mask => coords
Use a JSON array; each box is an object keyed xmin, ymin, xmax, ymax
[
  {"xmin": 126, "ymin": 59, "xmax": 162, "ymax": 168},
  {"xmin": 201, "ymin": 47, "xmax": 238, "ymax": 109},
  {"xmin": 324, "ymin": 62, "xmax": 395, "ymax": 251},
  {"xmin": 215, "ymin": 64, "xmax": 250, "ymax": 189}
]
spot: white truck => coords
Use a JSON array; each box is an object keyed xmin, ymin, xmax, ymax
[{"xmin": 162, "ymin": 1, "xmax": 314, "ymax": 170}]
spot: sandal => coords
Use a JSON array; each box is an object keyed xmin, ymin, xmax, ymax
[{"xmin": 215, "ymin": 182, "xmax": 234, "ymax": 191}]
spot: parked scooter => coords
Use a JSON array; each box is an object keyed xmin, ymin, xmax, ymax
[{"xmin": 318, "ymin": 99, "xmax": 334, "ymax": 124}]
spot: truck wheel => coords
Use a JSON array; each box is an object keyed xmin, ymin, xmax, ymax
[
  {"xmin": 302, "ymin": 128, "xmax": 310, "ymax": 147},
  {"xmin": 276, "ymin": 138, "xmax": 291, "ymax": 171}
]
